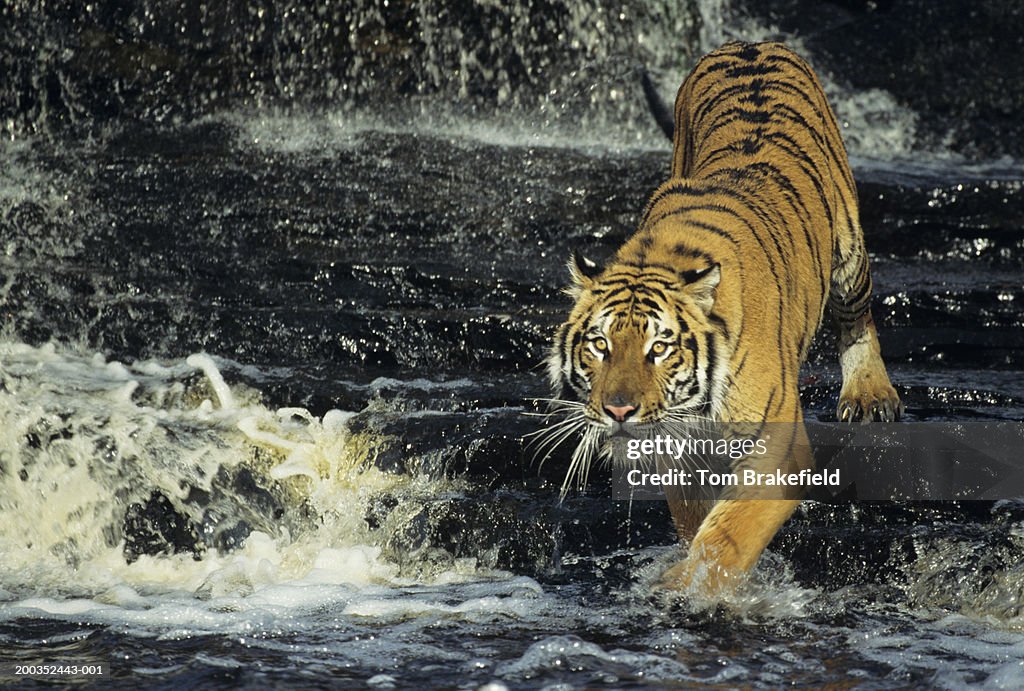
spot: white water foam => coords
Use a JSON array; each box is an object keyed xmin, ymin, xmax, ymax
[{"xmin": 0, "ymin": 341, "xmax": 419, "ymax": 604}]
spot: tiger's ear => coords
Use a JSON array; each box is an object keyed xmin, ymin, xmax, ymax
[
  {"xmin": 680, "ymin": 264, "xmax": 720, "ymax": 315},
  {"xmin": 568, "ymin": 250, "xmax": 604, "ymax": 289}
]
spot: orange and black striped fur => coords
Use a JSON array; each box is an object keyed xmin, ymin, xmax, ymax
[{"xmin": 543, "ymin": 42, "xmax": 901, "ymax": 595}]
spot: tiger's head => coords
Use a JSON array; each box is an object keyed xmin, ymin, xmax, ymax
[{"xmin": 541, "ymin": 251, "xmax": 726, "ymax": 486}]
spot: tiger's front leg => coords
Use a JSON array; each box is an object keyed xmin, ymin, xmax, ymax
[
  {"xmin": 830, "ymin": 220, "xmax": 903, "ymax": 423},
  {"xmin": 659, "ymin": 499, "xmax": 800, "ymax": 595},
  {"xmin": 836, "ymin": 311, "xmax": 903, "ymax": 423},
  {"xmin": 658, "ymin": 419, "xmax": 813, "ymax": 596}
]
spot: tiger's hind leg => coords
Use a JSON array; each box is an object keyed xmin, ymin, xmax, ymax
[{"xmin": 829, "ymin": 217, "xmax": 902, "ymax": 422}]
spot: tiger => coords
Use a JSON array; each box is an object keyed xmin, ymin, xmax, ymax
[{"xmin": 542, "ymin": 41, "xmax": 902, "ymax": 596}]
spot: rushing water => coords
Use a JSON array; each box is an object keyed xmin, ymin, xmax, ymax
[{"xmin": 2, "ymin": 0, "xmax": 1024, "ymax": 688}]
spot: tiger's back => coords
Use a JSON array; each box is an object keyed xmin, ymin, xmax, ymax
[{"xmin": 674, "ymin": 41, "xmax": 866, "ymax": 357}]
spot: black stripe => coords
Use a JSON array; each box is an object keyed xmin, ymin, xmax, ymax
[
  {"xmin": 616, "ymin": 260, "xmax": 691, "ymax": 276},
  {"xmin": 657, "ymin": 199, "xmax": 787, "ymax": 288},
  {"xmin": 662, "ymin": 211, "xmax": 789, "ymax": 325},
  {"xmin": 703, "ymin": 330, "xmax": 718, "ymax": 409},
  {"xmin": 733, "ymin": 349, "xmax": 749, "ymax": 378},
  {"xmin": 725, "ymin": 62, "xmax": 783, "ymax": 80},
  {"xmin": 691, "ymin": 81, "xmax": 769, "ymax": 129},
  {"xmin": 764, "ymin": 89, "xmax": 855, "ymax": 191},
  {"xmin": 708, "ymin": 167, "xmax": 802, "ymax": 264},
  {"xmin": 599, "ymin": 296, "xmax": 634, "ymax": 311},
  {"xmin": 708, "ymin": 169, "xmax": 791, "ymax": 230},
  {"xmin": 690, "ymin": 58, "xmax": 779, "ymax": 92},
  {"xmin": 761, "ymin": 52, "xmax": 820, "ymax": 93},
  {"xmin": 735, "ymin": 43, "xmax": 762, "ymax": 62},
  {"xmin": 697, "ymin": 105, "xmax": 773, "ymax": 137},
  {"xmin": 760, "ymin": 386, "xmax": 778, "ymax": 423},
  {"xmin": 707, "ymin": 313, "xmax": 731, "ymax": 342},
  {"xmin": 567, "ymin": 328, "xmax": 587, "ymax": 393},
  {"xmin": 641, "ymin": 181, "xmax": 762, "ymax": 225},
  {"xmin": 672, "ymin": 244, "xmax": 715, "ymax": 262},
  {"xmin": 839, "ymin": 269, "xmax": 871, "ymax": 306}
]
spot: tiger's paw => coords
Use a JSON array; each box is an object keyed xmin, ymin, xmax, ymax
[
  {"xmin": 838, "ymin": 371, "xmax": 903, "ymax": 423},
  {"xmin": 655, "ymin": 557, "xmax": 738, "ymax": 599},
  {"xmin": 655, "ymin": 559, "xmax": 692, "ymax": 592}
]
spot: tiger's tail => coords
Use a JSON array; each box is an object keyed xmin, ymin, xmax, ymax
[{"xmin": 640, "ymin": 68, "xmax": 674, "ymax": 141}]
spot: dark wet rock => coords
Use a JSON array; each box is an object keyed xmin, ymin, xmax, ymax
[
  {"xmin": 123, "ymin": 490, "xmax": 204, "ymax": 563},
  {"xmin": 378, "ymin": 490, "xmax": 674, "ymax": 579},
  {"xmin": 193, "ymin": 465, "xmax": 289, "ymax": 553},
  {"xmin": 121, "ymin": 464, "xmax": 290, "ymax": 562},
  {"xmin": 771, "ymin": 502, "xmax": 1007, "ymax": 590}
]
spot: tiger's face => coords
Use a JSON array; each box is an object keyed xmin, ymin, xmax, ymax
[{"xmin": 546, "ymin": 253, "xmax": 723, "ymax": 442}]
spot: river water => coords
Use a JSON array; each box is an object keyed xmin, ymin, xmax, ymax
[{"xmin": 2, "ymin": 1, "xmax": 1024, "ymax": 688}]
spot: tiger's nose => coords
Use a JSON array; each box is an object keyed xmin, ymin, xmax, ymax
[{"xmin": 604, "ymin": 404, "xmax": 637, "ymax": 422}]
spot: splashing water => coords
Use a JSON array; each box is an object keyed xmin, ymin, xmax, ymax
[{"xmin": 0, "ymin": 341, "xmax": 449, "ymax": 602}]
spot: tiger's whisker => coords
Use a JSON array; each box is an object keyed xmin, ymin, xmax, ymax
[{"xmin": 533, "ymin": 421, "xmax": 587, "ymax": 465}]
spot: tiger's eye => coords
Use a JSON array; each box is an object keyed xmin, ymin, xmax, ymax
[
  {"xmin": 592, "ymin": 337, "xmax": 608, "ymax": 352},
  {"xmin": 650, "ymin": 341, "xmax": 668, "ymax": 356}
]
